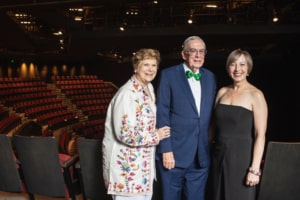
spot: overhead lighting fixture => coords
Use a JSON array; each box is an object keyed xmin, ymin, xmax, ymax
[
  {"xmin": 74, "ymin": 16, "xmax": 82, "ymax": 21},
  {"xmin": 273, "ymin": 16, "xmax": 279, "ymax": 22},
  {"xmin": 119, "ymin": 26, "xmax": 125, "ymax": 31},
  {"xmin": 126, "ymin": 8, "xmax": 139, "ymax": 15},
  {"xmin": 187, "ymin": 9, "xmax": 194, "ymax": 24},
  {"xmin": 53, "ymin": 31, "xmax": 63, "ymax": 36},
  {"xmin": 206, "ymin": 4, "xmax": 218, "ymax": 8},
  {"xmin": 69, "ymin": 8, "xmax": 83, "ymax": 12},
  {"xmin": 119, "ymin": 21, "xmax": 127, "ymax": 31},
  {"xmin": 20, "ymin": 21, "xmax": 31, "ymax": 24},
  {"xmin": 272, "ymin": 10, "xmax": 279, "ymax": 22}
]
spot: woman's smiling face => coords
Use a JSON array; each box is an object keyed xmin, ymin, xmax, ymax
[{"xmin": 134, "ymin": 58, "xmax": 158, "ymax": 85}]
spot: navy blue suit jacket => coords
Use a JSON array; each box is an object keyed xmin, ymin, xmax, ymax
[{"xmin": 156, "ymin": 63, "xmax": 217, "ymax": 168}]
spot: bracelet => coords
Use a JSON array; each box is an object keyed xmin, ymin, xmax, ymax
[{"xmin": 248, "ymin": 167, "xmax": 261, "ymax": 176}]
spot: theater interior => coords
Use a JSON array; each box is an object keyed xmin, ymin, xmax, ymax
[{"xmin": 0, "ymin": 1, "xmax": 299, "ymax": 199}]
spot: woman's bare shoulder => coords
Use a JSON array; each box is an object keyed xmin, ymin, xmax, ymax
[
  {"xmin": 215, "ymin": 85, "xmax": 231, "ymax": 103},
  {"xmin": 217, "ymin": 85, "xmax": 231, "ymax": 95},
  {"xmin": 248, "ymin": 85, "xmax": 267, "ymax": 108}
]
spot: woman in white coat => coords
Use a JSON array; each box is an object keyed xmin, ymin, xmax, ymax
[{"xmin": 102, "ymin": 48, "xmax": 170, "ymax": 200}]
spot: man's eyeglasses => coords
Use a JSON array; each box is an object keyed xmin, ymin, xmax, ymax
[{"xmin": 185, "ymin": 48, "xmax": 207, "ymax": 56}]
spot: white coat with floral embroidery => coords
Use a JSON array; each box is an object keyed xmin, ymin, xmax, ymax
[{"xmin": 102, "ymin": 76, "xmax": 160, "ymax": 196}]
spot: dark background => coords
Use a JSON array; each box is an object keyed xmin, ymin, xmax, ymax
[
  {"xmin": 101, "ymin": 33, "xmax": 300, "ymax": 143},
  {"xmin": 0, "ymin": 0, "xmax": 299, "ymax": 142}
]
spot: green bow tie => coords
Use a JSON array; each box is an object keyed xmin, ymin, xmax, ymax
[{"xmin": 186, "ymin": 70, "xmax": 201, "ymax": 81}]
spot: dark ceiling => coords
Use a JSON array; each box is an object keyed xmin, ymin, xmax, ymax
[{"xmin": 0, "ymin": 0, "xmax": 299, "ymax": 62}]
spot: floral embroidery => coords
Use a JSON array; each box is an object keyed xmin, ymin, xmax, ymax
[
  {"xmin": 119, "ymin": 86, "xmax": 155, "ymax": 146},
  {"xmin": 117, "ymin": 183, "xmax": 124, "ymax": 190},
  {"xmin": 104, "ymin": 78, "xmax": 157, "ymax": 195}
]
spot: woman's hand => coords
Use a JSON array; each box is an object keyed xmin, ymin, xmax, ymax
[
  {"xmin": 157, "ymin": 126, "xmax": 171, "ymax": 140},
  {"xmin": 246, "ymin": 168, "xmax": 261, "ymax": 187}
]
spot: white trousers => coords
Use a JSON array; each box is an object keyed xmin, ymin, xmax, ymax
[{"xmin": 112, "ymin": 194, "xmax": 152, "ymax": 200}]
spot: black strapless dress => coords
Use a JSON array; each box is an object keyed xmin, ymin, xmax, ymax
[{"xmin": 210, "ymin": 104, "xmax": 256, "ymax": 200}]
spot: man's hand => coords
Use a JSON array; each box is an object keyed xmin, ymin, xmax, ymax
[{"xmin": 163, "ymin": 152, "xmax": 175, "ymax": 170}]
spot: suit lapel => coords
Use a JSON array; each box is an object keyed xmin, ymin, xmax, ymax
[
  {"xmin": 199, "ymin": 68, "xmax": 208, "ymax": 116},
  {"xmin": 176, "ymin": 64, "xmax": 199, "ymax": 115}
]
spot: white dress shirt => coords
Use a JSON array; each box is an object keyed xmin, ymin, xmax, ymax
[{"xmin": 184, "ymin": 64, "xmax": 201, "ymax": 116}]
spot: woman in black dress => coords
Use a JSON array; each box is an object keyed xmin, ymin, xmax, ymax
[{"xmin": 209, "ymin": 49, "xmax": 268, "ymax": 200}]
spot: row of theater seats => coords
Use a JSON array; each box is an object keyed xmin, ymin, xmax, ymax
[
  {"xmin": 0, "ymin": 76, "xmax": 116, "ymax": 198},
  {"xmin": 0, "ymin": 107, "xmax": 9, "ymax": 120},
  {"xmin": 59, "ymin": 84, "xmax": 107, "ymax": 90},
  {"xmin": 3, "ymin": 122, "xmax": 300, "ymax": 200},
  {"xmin": 0, "ymin": 85, "xmax": 50, "ymax": 97},
  {"xmin": 13, "ymin": 97, "xmax": 61, "ymax": 113},
  {"xmin": 55, "ymin": 79, "xmax": 104, "ymax": 86},
  {"xmin": 73, "ymin": 118, "xmax": 106, "ymax": 140},
  {"xmin": 0, "ymin": 126, "xmax": 113, "ymax": 200},
  {"xmin": 0, "ymin": 77, "xmax": 44, "ymax": 82},
  {"xmin": 69, "ymin": 91, "xmax": 114, "ymax": 103},
  {"xmin": 52, "ymin": 75, "xmax": 98, "ymax": 80},
  {"xmin": 63, "ymin": 88, "xmax": 115, "ymax": 98},
  {"xmin": 0, "ymin": 107, "xmax": 21, "ymax": 135},
  {"xmin": 0, "ymin": 112, "xmax": 21, "ymax": 135},
  {"xmin": 54, "ymin": 75, "xmax": 117, "ymax": 121},
  {"xmin": 0, "ymin": 133, "xmax": 80, "ymax": 200},
  {"xmin": 0, "ymin": 80, "xmax": 46, "ymax": 89},
  {"xmin": 1, "ymin": 91, "xmax": 56, "ymax": 106},
  {"xmin": 0, "ymin": 75, "xmax": 117, "ymax": 138}
]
